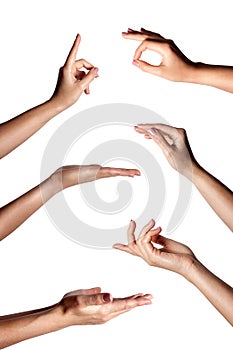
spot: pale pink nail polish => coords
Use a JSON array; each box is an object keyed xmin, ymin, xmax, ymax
[{"xmin": 132, "ymin": 60, "xmax": 139, "ymax": 68}]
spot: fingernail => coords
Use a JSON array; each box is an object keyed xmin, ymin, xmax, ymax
[
  {"xmin": 122, "ymin": 32, "xmax": 128, "ymax": 35},
  {"xmin": 76, "ymin": 33, "xmax": 79, "ymax": 39},
  {"xmin": 132, "ymin": 60, "xmax": 140, "ymax": 68},
  {"xmin": 128, "ymin": 28, "xmax": 134, "ymax": 32},
  {"xmin": 103, "ymin": 293, "xmax": 111, "ymax": 303},
  {"xmin": 94, "ymin": 67, "xmax": 99, "ymax": 75}
]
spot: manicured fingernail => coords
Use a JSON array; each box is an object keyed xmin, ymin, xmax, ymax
[
  {"xmin": 94, "ymin": 67, "xmax": 99, "ymax": 75},
  {"xmin": 132, "ymin": 60, "xmax": 139, "ymax": 68},
  {"xmin": 128, "ymin": 28, "xmax": 134, "ymax": 32},
  {"xmin": 103, "ymin": 293, "xmax": 111, "ymax": 303}
]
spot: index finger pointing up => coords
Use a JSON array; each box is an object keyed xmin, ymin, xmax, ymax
[{"xmin": 64, "ymin": 34, "xmax": 81, "ymax": 66}]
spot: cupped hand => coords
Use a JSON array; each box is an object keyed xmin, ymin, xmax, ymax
[
  {"xmin": 51, "ymin": 34, "xmax": 99, "ymax": 108},
  {"xmin": 113, "ymin": 219, "xmax": 196, "ymax": 276},
  {"xmin": 135, "ymin": 123, "xmax": 197, "ymax": 179},
  {"xmin": 60, "ymin": 287, "xmax": 153, "ymax": 325},
  {"xmin": 50, "ymin": 164, "xmax": 141, "ymax": 190},
  {"xmin": 122, "ymin": 28, "xmax": 195, "ymax": 82}
]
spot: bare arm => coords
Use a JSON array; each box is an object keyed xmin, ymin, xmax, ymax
[
  {"xmin": 135, "ymin": 124, "xmax": 233, "ymax": 231},
  {"xmin": 113, "ymin": 219, "xmax": 233, "ymax": 325},
  {"xmin": 0, "ymin": 165, "xmax": 140, "ymax": 241},
  {"xmin": 0, "ymin": 287, "xmax": 152, "ymax": 348},
  {"xmin": 0, "ymin": 34, "xmax": 99, "ymax": 159},
  {"xmin": 122, "ymin": 28, "xmax": 233, "ymax": 93}
]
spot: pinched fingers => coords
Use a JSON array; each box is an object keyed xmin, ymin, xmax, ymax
[{"xmin": 78, "ymin": 67, "xmax": 99, "ymax": 93}]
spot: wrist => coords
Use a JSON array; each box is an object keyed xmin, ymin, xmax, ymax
[{"xmin": 48, "ymin": 96, "xmax": 70, "ymax": 114}]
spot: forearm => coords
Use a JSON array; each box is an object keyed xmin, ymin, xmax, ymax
[
  {"xmin": 187, "ymin": 63, "xmax": 233, "ymax": 93},
  {"xmin": 185, "ymin": 260, "xmax": 233, "ymax": 325},
  {"xmin": 0, "ymin": 98, "xmax": 65, "ymax": 159},
  {"xmin": 0, "ymin": 304, "xmax": 68, "ymax": 348},
  {"xmin": 191, "ymin": 164, "xmax": 233, "ymax": 231},
  {"xmin": 0, "ymin": 177, "xmax": 59, "ymax": 240}
]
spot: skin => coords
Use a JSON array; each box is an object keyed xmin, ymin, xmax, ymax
[
  {"xmin": 134, "ymin": 123, "xmax": 233, "ymax": 232},
  {"xmin": 0, "ymin": 165, "xmax": 140, "ymax": 241},
  {"xmin": 122, "ymin": 28, "xmax": 233, "ymax": 93},
  {"xmin": 0, "ymin": 287, "xmax": 152, "ymax": 348},
  {"xmin": 0, "ymin": 34, "xmax": 99, "ymax": 159},
  {"xmin": 113, "ymin": 219, "xmax": 233, "ymax": 326},
  {"xmin": 0, "ymin": 34, "xmax": 141, "ymax": 240}
]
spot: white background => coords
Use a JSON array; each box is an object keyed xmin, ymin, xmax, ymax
[{"xmin": 0, "ymin": 0, "xmax": 233, "ymax": 349}]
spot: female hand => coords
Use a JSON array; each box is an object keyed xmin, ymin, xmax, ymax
[
  {"xmin": 51, "ymin": 34, "xmax": 99, "ymax": 108},
  {"xmin": 59, "ymin": 287, "xmax": 153, "ymax": 325},
  {"xmin": 113, "ymin": 219, "xmax": 196, "ymax": 276},
  {"xmin": 122, "ymin": 28, "xmax": 195, "ymax": 82},
  {"xmin": 49, "ymin": 164, "xmax": 141, "ymax": 191},
  {"xmin": 135, "ymin": 123, "xmax": 197, "ymax": 179}
]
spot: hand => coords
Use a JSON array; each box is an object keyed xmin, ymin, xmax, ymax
[
  {"xmin": 135, "ymin": 123, "xmax": 197, "ymax": 179},
  {"xmin": 59, "ymin": 287, "xmax": 153, "ymax": 325},
  {"xmin": 113, "ymin": 219, "xmax": 196, "ymax": 276},
  {"xmin": 49, "ymin": 164, "xmax": 141, "ymax": 191},
  {"xmin": 122, "ymin": 28, "xmax": 195, "ymax": 82},
  {"xmin": 51, "ymin": 34, "xmax": 99, "ymax": 108}
]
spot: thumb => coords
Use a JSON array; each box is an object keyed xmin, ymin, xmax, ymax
[
  {"xmin": 79, "ymin": 67, "xmax": 99, "ymax": 91},
  {"xmin": 80, "ymin": 293, "xmax": 113, "ymax": 306},
  {"xmin": 135, "ymin": 59, "xmax": 162, "ymax": 77}
]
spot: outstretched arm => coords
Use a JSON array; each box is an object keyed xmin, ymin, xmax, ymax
[
  {"xmin": 113, "ymin": 220, "xmax": 233, "ymax": 325},
  {"xmin": 0, "ymin": 165, "xmax": 140, "ymax": 240},
  {"xmin": 0, "ymin": 287, "xmax": 152, "ymax": 348},
  {"xmin": 0, "ymin": 34, "xmax": 99, "ymax": 159},
  {"xmin": 135, "ymin": 124, "xmax": 233, "ymax": 232},
  {"xmin": 122, "ymin": 28, "xmax": 233, "ymax": 93}
]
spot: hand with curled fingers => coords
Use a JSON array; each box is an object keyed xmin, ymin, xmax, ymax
[
  {"xmin": 122, "ymin": 28, "xmax": 195, "ymax": 82},
  {"xmin": 113, "ymin": 219, "xmax": 196, "ymax": 276},
  {"xmin": 60, "ymin": 287, "xmax": 153, "ymax": 325},
  {"xmin": 113, "ymin": 221, "xmax": 233, "ymax": 326},
  {"xmin": 135, "ymin": 123, "xmax": 197, "ymax": 179},
  {"xmin": 51, "ymin": 34, "xmax": 99, "ymax": 108}
]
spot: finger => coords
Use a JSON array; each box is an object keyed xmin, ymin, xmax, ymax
[
  {"xmin": 122, "ymin": 32, "xmax": 149, "ymax": 42},
  {"xmin": 147, "ymin": 129, "xmax": 172, "ymax": 151},
  {"xmin": 138, "ymin": 219, "xmax": 155, "ymax": 239},
  {"xmin": 143, "ymin": 226, "xmax": 162, "ymax": 243},
  {"xmin": 112, "ymin": 243, "xmax": 133, "ymax": 254},
  {"xmin": 100, "ymin": 167, "xmax": 141, "ymax": 178},
  {"xmin": 75, "ymin": 59, "xmax": 94, "ymax": 70},
  {"xmin": 79, "ymin": 67, "xmax": 99, "ymax": 92},
  {"xmin": 134, "ymin": 40, "xmax": 166, "ymax": 60},
  {"xmin": 140, "ymin": 28, "xmax": 165, "ymax": 40},
  {"xmin": 65, "ymin": 34, "xmax": 81, "ymax": 67},
  {"xmin": 127, "ymin": 220, "xmax": 136, "ymax": 244},
  {"xmin": 133, "ymin": 59, "xmax": 162, "ymax": 76}
]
